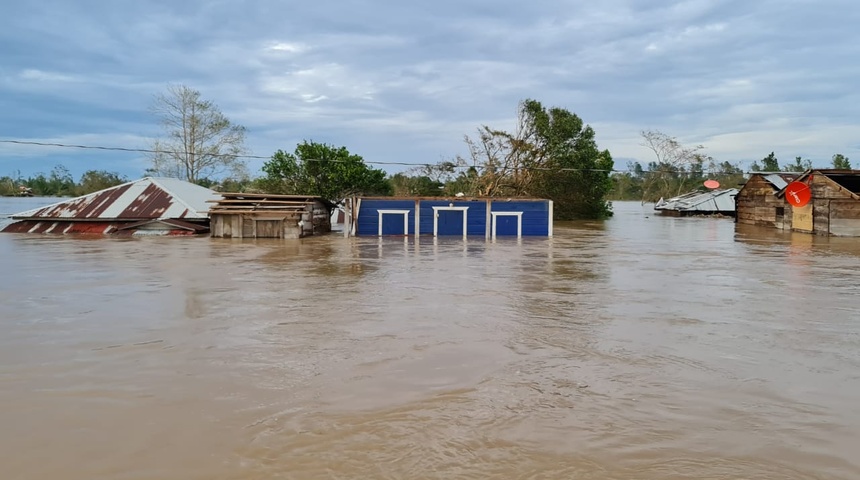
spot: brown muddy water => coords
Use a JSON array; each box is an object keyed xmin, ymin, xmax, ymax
[{"xmin": 1, "ymin": 198, "xmax": 859, "ymax": 480}]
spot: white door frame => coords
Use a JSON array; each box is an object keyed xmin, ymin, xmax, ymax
[
  {"xmin": 377, "ymin": 209, "xmax": 410, "ymax": 236},
  {"xmin": 432, "ymin": 206, "xmax": 469, "ymax": 237},
  {"xmin": 491, "ymin": 211, "xmax": 523, "ymax": 239}
]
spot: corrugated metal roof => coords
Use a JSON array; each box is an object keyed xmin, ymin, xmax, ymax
[
  {"xmin": 763, "ymin": 174, "xmax": 790, "ymax": 190},
  {"xmin": 9, "ymin": 177, "xmax": 222, "ymax": 220},
  {"xmin": 654, "ymin": 188, "xmax": 738, "ymax": 213},
  {"xmin": 2, "ymin": 220, "xmax": 200, "ymax": 235}
]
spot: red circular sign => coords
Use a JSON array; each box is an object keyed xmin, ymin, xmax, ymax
[
  {"xmin": 703, "ymin": 179, "xmax": 720, "ymax": 189},
  {"xmin": 785, "ymin": 181, "xmax": 812, "ymax": 207}
]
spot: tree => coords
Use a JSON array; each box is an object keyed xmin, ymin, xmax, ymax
[
  {"xmin": 147, "ymin": 84, "xmax": 247, "ymax": 183},
  {"xmin": 783, "ymin": 156, "xmax": 812, "ymax": 172},
  {"xmin": 752, "ymin": 152, "xmax": 779, "ymax": 172},
  {"xmin": 832, "ymin": 153, "xmax": 851, "ymax": 169},
  {"xmin": 639, "ymin": 130, "xmax": 706, "ymax": 199},
  {"xmin": 389, "ymin": 173, "xmax": 444, "ymax": 196},
  {"xmin": 260, "ymin": 141, "xmax": 392, "ymax": 200},
  {"xmin": 76, "ymin": 170, "xmax": 127, "ymax": 195},
  {"xmin": 528, "ymin": 101, "xmax": 614, "ymax": 219},
  {"xmin": 456, "ymin": 99, "xmax": 614, "ymax": 219}
]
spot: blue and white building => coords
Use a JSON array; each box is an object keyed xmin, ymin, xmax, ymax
[{"xmin": 349, "ymin": 197, "xmax": 553, "ymax": 238}]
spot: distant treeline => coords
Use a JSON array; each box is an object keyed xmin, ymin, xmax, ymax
[
  {"xmin": 0, "ymin": 166, "xmax": 127, "ymax": 197},
  {"xmin": 609, "ymin": 152, "xmax": 852, "ymax": 202},
  {"xmin": 608, "ymin": 159, "xmax": 746, "ymax": 202}
]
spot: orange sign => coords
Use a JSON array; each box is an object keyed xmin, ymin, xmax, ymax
[
  {"xmin": 785, "ymin": 181, "xmax": 811, "ymax": 207},
  {"xmin": 703, "ymin": 179, "xmax": 720, "ymax": 189}
]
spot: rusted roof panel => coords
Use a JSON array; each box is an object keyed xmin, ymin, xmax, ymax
[
  {"xmin": 1, "ymin": 220, "xmax": 203, "ymax": 236},
  {"xmin": 9, "ymin": 177, "xmax": 222, "ymax": 220}
]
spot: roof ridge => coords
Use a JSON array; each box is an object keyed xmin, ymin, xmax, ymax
[{"xmin": 147, "ymin": 177, "xmax": 208, "ymax": 216}]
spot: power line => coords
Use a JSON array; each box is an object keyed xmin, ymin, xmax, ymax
[{"xmin": 0, "ymin": 138, "xmax": 762, "ymax": 175}]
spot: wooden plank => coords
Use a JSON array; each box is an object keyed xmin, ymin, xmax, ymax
[
  {"xmin": 207, "ymin": 204, "xmax": 308, "ymax": 209},
  {"xmin": 206, "ymin": 199, "xmax": 315, "ymax": 205},
  {"xmin": 216, "ymin": 193, "xmax": 325, "ymax": 200},
  {"xmin": 830, "ymin": 218, "xmax": 860, "ymax": 236},
  {"xmin": 204, "ymin": 209, "xmax": 305, "ymax": 215},
  {"xmin": 792, "ymin": 204, "xmax": 813, "ymax": 231}
]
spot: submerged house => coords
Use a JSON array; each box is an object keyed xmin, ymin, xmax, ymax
[
  {"xmin": 207, "ymin": 193, "xmax": 334, "ymax": 239},
  {"xmin": 735, "ymin": 173, "xmax": 800, "ymax": 229},
  {"xmin": 736, "ymin": 169, "xmax": 860, "ymax": 236},
  {"xmin": 348, "ymin": 196, "xmax": 553, "ymax": 238},
  {"xmin": 2, "ymin": 177, "xmax": 220, "ymax": 235},
  {"xmin": 654, "ymin": 189, "xmax": 739, "ymax": 216}
]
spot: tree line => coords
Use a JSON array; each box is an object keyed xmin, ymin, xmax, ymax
[
  {"xmin": 1, "ymin": 166, "xmax": 128, "ymax": 197},
  {"xmin": 608, "ymin": 131, "xmax": 852, "ymax": 202}
]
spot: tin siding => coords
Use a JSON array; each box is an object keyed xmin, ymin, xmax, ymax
[
  {"xmin": 356, "ymin": 199, "xmax": 416, "ymax": 236},
  {"xmin": 419, "ymin": 200, "xmax": 487, "ymax": 236},
  {"xmin": 491, "ymin": 200, "xmax": 549, "ymax": 236}
]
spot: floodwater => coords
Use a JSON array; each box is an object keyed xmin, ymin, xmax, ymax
[{"xmin": 1, "ymin": 198, "xmax": 859, "ymax": 480}]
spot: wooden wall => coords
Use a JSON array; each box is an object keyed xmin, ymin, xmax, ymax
[
  {"xmin": 210, "ymin": 213, "xmax": 303, "ymax": 239},
  {"xmin": 808, "ymin": 176, "xmax": 860, "ymax": 236},
  {"xmin": 736, "ymin": 175, "xmax": 789, "ymax": 229},
  {"xmin": 736, "ymin": 173, "xmax": 860, "ymax": 236}
]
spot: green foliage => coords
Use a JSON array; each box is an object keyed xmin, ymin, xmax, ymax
[
  {"xmin": 783, "ymin": 156, "xmax": 811, "ymax": 172},
  {"xmin": 637, "ymin": 130, "xmax": 708, "ymax": 200},
  {"xmin": 0, "ymin": 166, "xmax": 129, "ymax": 197},
  {"xmin": 260, "ymin": 141, "xmax": 392, "ymax": 200},
  {"xmin": 76, "ymin": 170, "xmax": 127, "ymax": 195},
  {"xmin": 608, "ymin": 158, "xmax": 746, "ymax": 202},
  {"xmin": 832, "ymin": 153, "xmax": 851, "ymax": 169},
  {"xmin": 389, "ymin": 173, "xmax": 444, "ymax": 196},
  {"xmin": 23, "ymin": 165, "xmax": 76, "ymax": 196},
  {"xmin": 456, "ymin": 99, "xmax": 614, "ymax": 219},
  {"xmin": 0, "ymin": 176, "xmax": 19, "ymax": 196},
  {"xmin": 752, "ymin": 152, "xmax": 779, "ymax": 172}
]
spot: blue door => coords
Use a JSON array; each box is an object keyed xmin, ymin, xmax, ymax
[
  {"xmin": 381, "ymin": 213, "xmax": 406, "ymax": 235},
  {"xmin": 495, "ymin": 215, "xmax": 518, "ymax": 236},
  {"xmin": 437, "ymin": 210, "xmax": 464, "ymax": 235}
]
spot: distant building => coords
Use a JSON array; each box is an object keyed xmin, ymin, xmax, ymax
[
  {"xmin": 348, "ymin": 196, "xmax": 553, "ymax": 238},
  {"xmin": 736, "ymin": 169, "xmax": 860, "ymax": 236},
  {"xmin": 2, "ymin": 177, "xmax": 219, "ymax": 235}
]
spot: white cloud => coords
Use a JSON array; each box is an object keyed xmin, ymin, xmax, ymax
[
  {"xmin": 1, "ymin": 0, "xmax": 860, "ymax": 179},
  {"xmin": 18, "ymin": 69, "xmax": 79, "ymax": 83},
  {"xmin": 266, "ymin": 42, "xmax": 307, "ymax": 53}
]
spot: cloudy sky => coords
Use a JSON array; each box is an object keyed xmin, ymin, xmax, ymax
[{"xmin": 1, "ymin": 0, "xmax": 859, "ymax": 180}]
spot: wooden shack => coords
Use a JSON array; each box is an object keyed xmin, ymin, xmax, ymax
[
  {"xmin": 736, "ymin": 170, "xmax": 860, "ymax": 236},
  {"xmin": 207, "ymin": 193, "xmax": 334, "ymax": 239},
  {"xmin": 735, "ymin": 173, "xmax": 799, "ymax": 229}
]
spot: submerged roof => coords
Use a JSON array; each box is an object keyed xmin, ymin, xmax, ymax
[
  {"xmin": 654, "ymin": 188, "xmax": 739, "ymax": 212},
  {"xmin": 9, "ymin": 177, "xmax": 221, "ymax": 220}
]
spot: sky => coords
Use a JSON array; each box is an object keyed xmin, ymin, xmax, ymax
[{"xmin": 2, "ymin": 0, "xmax": 859, "ymax": 181}]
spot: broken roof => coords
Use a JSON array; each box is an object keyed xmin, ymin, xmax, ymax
[
  {"xmin": 762, "ymin": 173, "xmax": 799, "ymax": 190},
  {"xmin": 9, "ymin": 177, "xmax": 222, "ymax": 221},
  {"xmin": 654, "ymin": 188, "xmax": 739, "ymax": 213}
]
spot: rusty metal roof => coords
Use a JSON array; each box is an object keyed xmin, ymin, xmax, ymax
[{"xmin": 9, "ymin": 177, "xmax": 222, "ymax": 220}]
